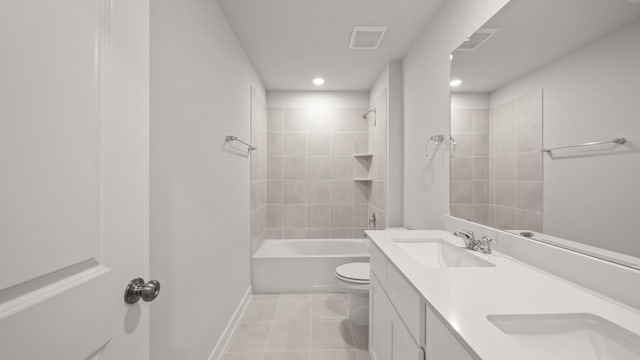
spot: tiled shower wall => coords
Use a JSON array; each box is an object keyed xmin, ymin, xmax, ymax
[
  {"xmin": 451, "ymin": 90, "xmax": 542, "ymax": 231},
  {"xmin": 265, "ymin": 107, "xmax": 375, "ymax": 239},
  {"xmin": 490, "ymin": 90, "xmax": 543, "ymax": 231},
  {"xmin": 450, "ymin": 107, "xmax": 491, "ymax": 224},
  {"xmin": 250, "ymin": 89, "xmax": 268, "ymax": 254}
]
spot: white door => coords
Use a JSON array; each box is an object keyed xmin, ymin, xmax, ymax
[{"xmin": 0, "ymin": 1, "xmax": 150, "ymax": 359}]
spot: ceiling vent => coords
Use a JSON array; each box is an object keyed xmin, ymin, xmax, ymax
[
  {"xmin": 455, "ymin": 28, "xmax": 498, "ymax": 51},
  {"xmin": 349, "ymin": 26, "xmax": 387, "ymax": 50}
]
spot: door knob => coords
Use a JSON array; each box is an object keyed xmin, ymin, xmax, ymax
[{"xmin": 124, "ymin": 278, "xmax": 160, "ymax": 304}]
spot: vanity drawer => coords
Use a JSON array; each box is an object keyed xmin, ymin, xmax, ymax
[
  {"xmin": 370, "ymin": 242, "xmax": 388, "ymax": 288},
  {"xmin": 387, "ymin": 263, "xmax": 422, "ymax": 343}
]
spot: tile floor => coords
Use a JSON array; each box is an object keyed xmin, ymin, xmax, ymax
[{"xmin": 222, "ymin": 293, "xmax": 370, "ymax": 360}]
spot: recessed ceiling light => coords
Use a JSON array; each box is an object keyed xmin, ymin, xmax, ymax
[
  {"xmin": 450, "ymin": 79, "xmax": 462, "ymax": 87},
  {"xmin": 313, "ymin": 78, "xmax": 325, "ymax": 86}
]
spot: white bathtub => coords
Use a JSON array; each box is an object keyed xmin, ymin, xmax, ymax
[{"xmin": 252, "ymin": 239, "xmax": 370, "ymax": 293}]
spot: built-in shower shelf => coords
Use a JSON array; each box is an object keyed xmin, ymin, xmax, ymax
[
  {"xmin": 353, "ymin": 178, "xmax": 373, "ymax": 182},
  {"xmin": 353, "ymin": 153, "xmax": 373, "ymax": 158}
]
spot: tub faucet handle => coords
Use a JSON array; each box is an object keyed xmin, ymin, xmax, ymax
[{"xmin": 369, "ymin": 212, "xmax": 377, "ymax": 229}]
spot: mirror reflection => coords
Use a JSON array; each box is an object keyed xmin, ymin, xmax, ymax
[{"xmin": 449, "ymin": 0, "xmax": 640, "ymax": 268}]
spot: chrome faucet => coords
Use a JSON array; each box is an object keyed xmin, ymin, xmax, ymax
[
  {"xmin": 369, "ymin": 212, "xmax": 377, "ymax": 229},
  {"xmin": 453, "ymin": 230, "xmax": 477, "ymax": 249},
  {"xmin": 453, "ymin": 230, "xmax": 496, "ymax": 254},
  {"xmin": 476, "ymin": 236, "xmax": 496, "ymax": 254}
]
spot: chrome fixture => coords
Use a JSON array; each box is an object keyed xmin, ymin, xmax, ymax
[
  {"xmin": 449, "ymin": 136, "xmax": 457, "ymax": 158},
  {"xmin": 453, "ymin": 230, "xmax": 496, "ymax": 254},
  {"xmin": 369, "ymin": 212, "xmax": 377, "ymax": 229},
  {"xmin": 541, "ymin": 137, "xmax": 626, "ymax": 155},
  {"xmin": 362, "ymin": 108, "xmax": 376, "ymax": 120},
  {"xmin": 453, "ymin": 230, "xmax": 476, "ymax": 249},
  {"xmin": 519, "ymin": 231, "xmax": 535, "ymax": 238},
  {"xmin": 425, "ymin": 135, "xmax": 445, "ymax": 159},
  {"xmin": 124, "ymin": 278, "xmax": 161, "ymax": 304},
  {"xmin": 476, "ymin": 236, "xmax": 496, "ymax": 254},
  {"xmin": 225, "ymin": 135, "xmax": 257, "ymax": 153}
]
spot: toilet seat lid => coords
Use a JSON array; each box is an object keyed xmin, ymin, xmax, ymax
[{"xmin": 336, "ymin": 262, "xmax": 370, "ymax": 283}]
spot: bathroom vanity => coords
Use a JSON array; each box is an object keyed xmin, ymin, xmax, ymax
[{"xmin": 366, "ymin": 229, "xmax": 640, "ymax": 360}]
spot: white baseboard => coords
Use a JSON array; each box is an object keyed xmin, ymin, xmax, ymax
[{"xmin": 207, "ymin": 286, "xmax": 252, "ymax": 360}]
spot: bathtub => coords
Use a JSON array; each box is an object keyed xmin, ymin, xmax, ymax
[{"xmin": 252, "ymin": 239, "xmax": 370, "ymax": 293}]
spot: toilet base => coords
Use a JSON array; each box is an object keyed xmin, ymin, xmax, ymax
[{"xmin": 347, "ymin": 291, "xmax": 369, "ymax": 326}]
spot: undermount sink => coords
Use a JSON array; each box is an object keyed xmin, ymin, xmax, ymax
[
  {"xmin": 487, "ymin": 313, "xmax": 640, "ymax": 360},
  {"xmin": 392, "ymin": 238, "xmax": 495, "ymax": 268}
]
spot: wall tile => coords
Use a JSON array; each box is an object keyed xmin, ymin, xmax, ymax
[
  {"xmin": 516, "ymin": 181, "xmax": 543, "ymax": 212},
  {"xmin": 308, "ymin": 228, "xmax": 332, "ymax": 239},
  {"xmin": 353, "ymin": 157, "xmax": 371, "ymax": 179},
  {"xmin": 516, "ymin": 209, "xmax": 542, "ymax": 232},
  {"xmin": 267, "ymin": 180, "xmax": 283, "ymax": 204},
  {"xmin": 474, "ymin": 204, "xmax": 494, "ymax": 227},
  {"xmin": 494, "ymin": 206, "xmax": 516, "ymax": 229},
  {"xmin": 284, "ymin": 157, "xmax": 307, "ymax": 180},
  {"xmin": 353, "ymin": 133, "xmax": 369, "ymax": 154},
  {"xmin": 452, "ymin": 133, "xmax": 474, "ymax": 157},
  {"xmin": 354, "ymin": 110, "xmax": 368, "ymax": 131},
  {"xmin": 284, "ymin": 228, "xmax": 308, "ymax": 239},
  {"xmin": 494, "ymin": 155, "xmax": 516, "ymax": 181},
  {"xmin": 474, "ymin": 133, "xmax": 489, "ymax": 156},
  {"xmin": 308, "ymin": 205, "xmax": 331, "ymax": 228},
  {"xmin": 330, "ymin": 133, "xmax": 354, "ymax": 155},
  {"xmin": 308, "ymin": 109, "xmax": 333, "ymax": 133},
  {"xmin": 495, "ymin": 181, "xmax": 516, "ymax": 207},
  {"xmin": 354, "ymin": 205, "xmax": 369, "ymax": 228},
  {"xmin": 332, "ymin": 228, "xmax": 354, "ymax": 239},
  {"xmin": 516, "ymin": 152, "xmax": 542, "ymax": 181},
  {"xmin": 284, "ymin": 132, "xmax": 307, "ymax": 156},
  {"xmin": 308, "ymin": 156, "xmax": 330, "ymax": 180},
  {"xmin": 474, "ymin": 157, "xmax": 489, "ymax": 180},
  {"xmin": 284, "ymin": 180, "xmax": 307, "ymax": 204},
  {"xmin": 517, "ymin": 122, "xmax": 542, "ymax": 153},
  {"xmin": 284, "ymin": 205, "xmax": 307, "ymax": 228},
  {"xmin": 284, "ymin": 108, "xmax": 308, "ymax": 131},
  {"xmin": 265, "ymin": 228, "xmax": 283, "ymax": 240},
  {"xmin": 308, "ymin": 181, "xmax": 331, "ymax": 204},
  {"xmin": 268, "ymin": 132, "xmax": 284, "ymax": 155},
  {"xmin": 451, "ymin": 181, "xmax": 473, "ymax": 204},
  {"xmin": 332, "ymin": 109, "xmax": 354, "ymax": 132},
  {"xmin": 451, "ymin": 109, "xmax": 473, "ymax": 132},
  {"xmin": 451, "ymin": 157, "xmax": 474, "ymax": 180},
  {"xmin": 331, "ymin": 181, "xmax": 354, "ymax": 205},
  {"xmin": 515, "ymin": 90, "xmax": 543, "ymax": 126},
  {"xmin": 267, "ymin": 205, "xmax": 283, "ymax": 228},
  {"xmin": 268, "ymin": 108, "xmax": 284, "ymax": 131},
  {"xmin": 267, "ymin": 156, "xmax": 283, "ymax": 179},
  {"xmin": 474, "ymin": 181, "xmax": 490, "ymax": 204},
  {"xmin": 308, "ymin": 133, "xmax": 330, "ymax": 155},
  {"xmin": 331, "ymin": 206, "xmax": 354, "ymax": 228},
  {"xmin": 330, "ymin": 157, "xmax": 353, "ymax": 180},
  {"xmin": 450, "ymin": 204, "xmax": 474, "ymax": 220},
  {"xmin": 473, "ymin": 110, "xmax": 489, "ymax": 132}
]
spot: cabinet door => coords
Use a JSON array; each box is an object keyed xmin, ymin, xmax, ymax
[
  {"xmin": 370, "ymin": 272, "xmax": 390, "ymax": 360},
  {"xmin": 390, "ymin": 309, "xmax": 424, "ymax": 360},
  {"xmin": 426, "ymin": 306, "xmax": 474, "ymax": 360}
]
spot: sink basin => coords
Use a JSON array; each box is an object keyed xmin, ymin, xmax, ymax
[
  {"xmin": 392, "ymin": 238, "xmax": 495, "ymax": 268},
  {"xmin": 487, "ymin": 313, "xmax": 640, "ymax": 360}
]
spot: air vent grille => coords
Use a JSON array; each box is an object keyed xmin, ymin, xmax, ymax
[
  {"xmin": 456, "ymin": 28, "xmax": 498, "ymax": 51},
  {"xmin": 349, "ymin": 26, "xmax": 387, "ymax": 50}
]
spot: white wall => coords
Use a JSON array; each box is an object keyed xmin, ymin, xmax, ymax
[
  {"xmin": 370, "ymin": 62, "xmax": 405, "ymax": 227},
  {"xmin": 451, "ymin": 93, "xmax": 490, "ymax": 110},
  {"xmin": 402, "ymin": 0, "xmax": 510, "ymax": 229},
  {"xmin": 489, "ymin": 21, "xmax": 640, "ymax": 258},
  {"xmin": 266, "ymin": 91, "xmax": 368, "ymax": 108},
  {"xmin": 150, "ymin": 0, "xmax": 265, "ymax": 359}
]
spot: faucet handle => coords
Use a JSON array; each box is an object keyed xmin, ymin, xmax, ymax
[{"xmin": 479, "ymin": 236, "xmax": 495, "ymax": 254}]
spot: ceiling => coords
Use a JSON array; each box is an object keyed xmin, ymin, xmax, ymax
[
  {"xmin": 451, "ymin": 0, "xmax": 640, "ymax": 93},
  {"xmin": 217, "ymin": 0, "xmax": 445, "ymax": 91}
]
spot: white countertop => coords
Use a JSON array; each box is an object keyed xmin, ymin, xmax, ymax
[{"xmin": 366, "ymin": 229, "xmax": 640, "ymax": 360}]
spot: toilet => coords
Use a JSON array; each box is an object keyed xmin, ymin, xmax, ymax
[
  {"xmin": 336, "ymin": 228, "xmax": 406, "ymax": 326},
  {"xmin": 335, "ymin": 262, "xmax": 370, "ymax": 326}
]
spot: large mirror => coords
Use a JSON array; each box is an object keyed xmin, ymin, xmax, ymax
[{"xmin": 449, "ymin": 0, "xmax": 640, "ymax": 269}]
